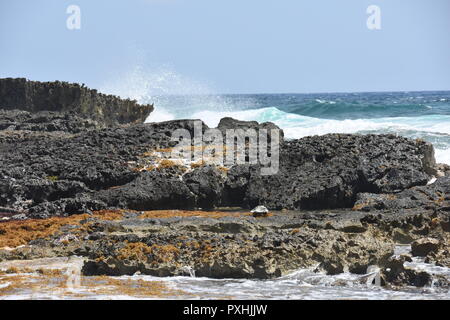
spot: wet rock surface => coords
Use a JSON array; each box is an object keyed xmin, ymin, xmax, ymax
[
  {"xmin": 411, "ymin": 238, "xmax": 440, "ymax": 257},
  {"xmin": 0, "ymin": 78, "xmax": 153, "ymax": 126},
  {"xmin": 382, "ymin": 254, "xmax": 433, "ymax": 287}
]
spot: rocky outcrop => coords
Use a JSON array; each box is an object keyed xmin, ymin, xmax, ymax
[
  {"xmin": 0, "ymin": 209, "xmax": 395, "ymax": 279},
  {"xmin": 0, "ymin": 110, "xmax": 440, "ymax": 217},
  {"xmin": 97, "ymin": 170, "xmax": 197, "ymax": 211},
  {"xmin": 1, "ymin": 80, "xmax": 450, "ymax": 291},
  {"xmin": 0, "ymin": 78, "xmax": 153, "ymax": 126},
  {"xmin": 411, "ymin": 238, "xmax": 440, "ymax": 257},
  {"xmin": 217, "ymin": 117, "xmax": 284, "ymax": 142},
  {"xmin": 0, "ymin": 120, "xmax": 205, "ymax": 218},
  {"xmin": 2, "ymin": 206, "xmax": 449, "ymax": 285},
  {"xmin": 353, "ymin": 176, "xmax": 450, "ymax": 212},
  {"xmin": 0, "ymin": 110, "xmax": 101, "ymax": 133}
]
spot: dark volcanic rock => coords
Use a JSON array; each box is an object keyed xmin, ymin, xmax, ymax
[
  {"xmin": 0, "ymin": 79, "xmax": 441, "ymax": 215},
  {"xmin": 354, "ymin": 176, "xmax": 450, "ymax": 212},
  {"xmin": 217, "ymin": 117, "xmax": 284, "ymax": 141},
  {"xmin": 0, "ymin": 120, "xmax": 440, "ymax": 215},
  {"xmin": 28, "ymin": 195, "xmax": 107, "ymax": 219},
  {"xmin": 0, "ymin": 119, "xmax": 209, "ymax": 215},
  {"xmin": 0, "ymin": 78, "xmax": 153, "ymax": 126},
  {"xmin": 0, "ymin": 110, "xmax": 100, "ymax": 133},
  {"xmin": 382, "ymin": 255, "xmax": 433, "ymax": 287},
  {"xmin": 184, "ymin": 166, "xmax": 227, "ymax": 209},
  {"xmin": 98, "ymin": 170, "xmax": 196, "ymax": 211},
  {"xmin": 235, "ymin": 134, "xmax": 434, "ymax": 210},
  {"xmin": 145, "ymin": 118, "xmax": 209, "ymax": 135},
  {"xmin": 223, "ymin": 164, "xmax": 252, "ymax": 206}
]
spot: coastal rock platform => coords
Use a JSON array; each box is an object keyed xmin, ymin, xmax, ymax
[{"xmin": 0, "ymin": 79, "xmax": 449, "ymax": 292}]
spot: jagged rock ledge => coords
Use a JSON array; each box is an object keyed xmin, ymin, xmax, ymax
[{"xmin": 0, "ymin": 78, "xmax": 154, "ymax": 128}]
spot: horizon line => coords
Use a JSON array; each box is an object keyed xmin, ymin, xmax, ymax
[
  {"xmin": 162, "ymin": 89, "xmax": 450, "ymax": 96},
  {"xmin": 1, "ymin": 76, "xmax": 449, "ymax": 97}
]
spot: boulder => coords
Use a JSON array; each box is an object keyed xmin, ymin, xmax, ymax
[
  {"xmin": 382, "ymin": 255, "xmax": 433, "ymax": 287},
  {"xmin": 217, "ymin": 117, "xmax": 284, "ymax": 142},
  {"xmin": 28, "ymin": 194, "xmax": 107, "ymax": 219}
]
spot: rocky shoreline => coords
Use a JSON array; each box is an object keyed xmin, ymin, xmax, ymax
[{"xmin": 0, "ymin": 79, "xmax": 449, "ymax": 295}]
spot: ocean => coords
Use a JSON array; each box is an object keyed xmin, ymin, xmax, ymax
[
  {"xmin": 2, "ymin": 246, "xmax": 449, "ymax": 299},
  {"xmin": 143, "ymin": 91, "xmax": 450, "ymax": 165}
]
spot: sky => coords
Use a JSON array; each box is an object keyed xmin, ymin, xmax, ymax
[{"xmin": 0, "ymin": 0, "xmax": 449, "ymax": 94}]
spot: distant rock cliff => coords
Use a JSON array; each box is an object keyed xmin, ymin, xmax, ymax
[
  {"xmin": 0, "ymin": 78, "xmax": 153, "ymax": 126},
  {"xmin": 1, "ymin": 81, "xmax": 449, "ymax": 285}
]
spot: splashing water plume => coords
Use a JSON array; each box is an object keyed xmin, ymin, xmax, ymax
[{"xmin": 100, "ymin": 65, "xmax": 246, "ymax": 123}]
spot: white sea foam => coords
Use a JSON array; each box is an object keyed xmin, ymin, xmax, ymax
[
  {"xmin": 435, "ymin": 148, "xmax": 450, "ymax": 165},
  {"xmin": 147, "ymin": 107, "xmax": 176, "ymax": 122},
  {"xmin": 1, "ymin": 249, "xmax": 449, "ymax": 300}
]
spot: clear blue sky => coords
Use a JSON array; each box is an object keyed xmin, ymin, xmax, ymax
[{"xmin": 1, "ymin": 0, "xmax": 449, "ymax": 94}]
